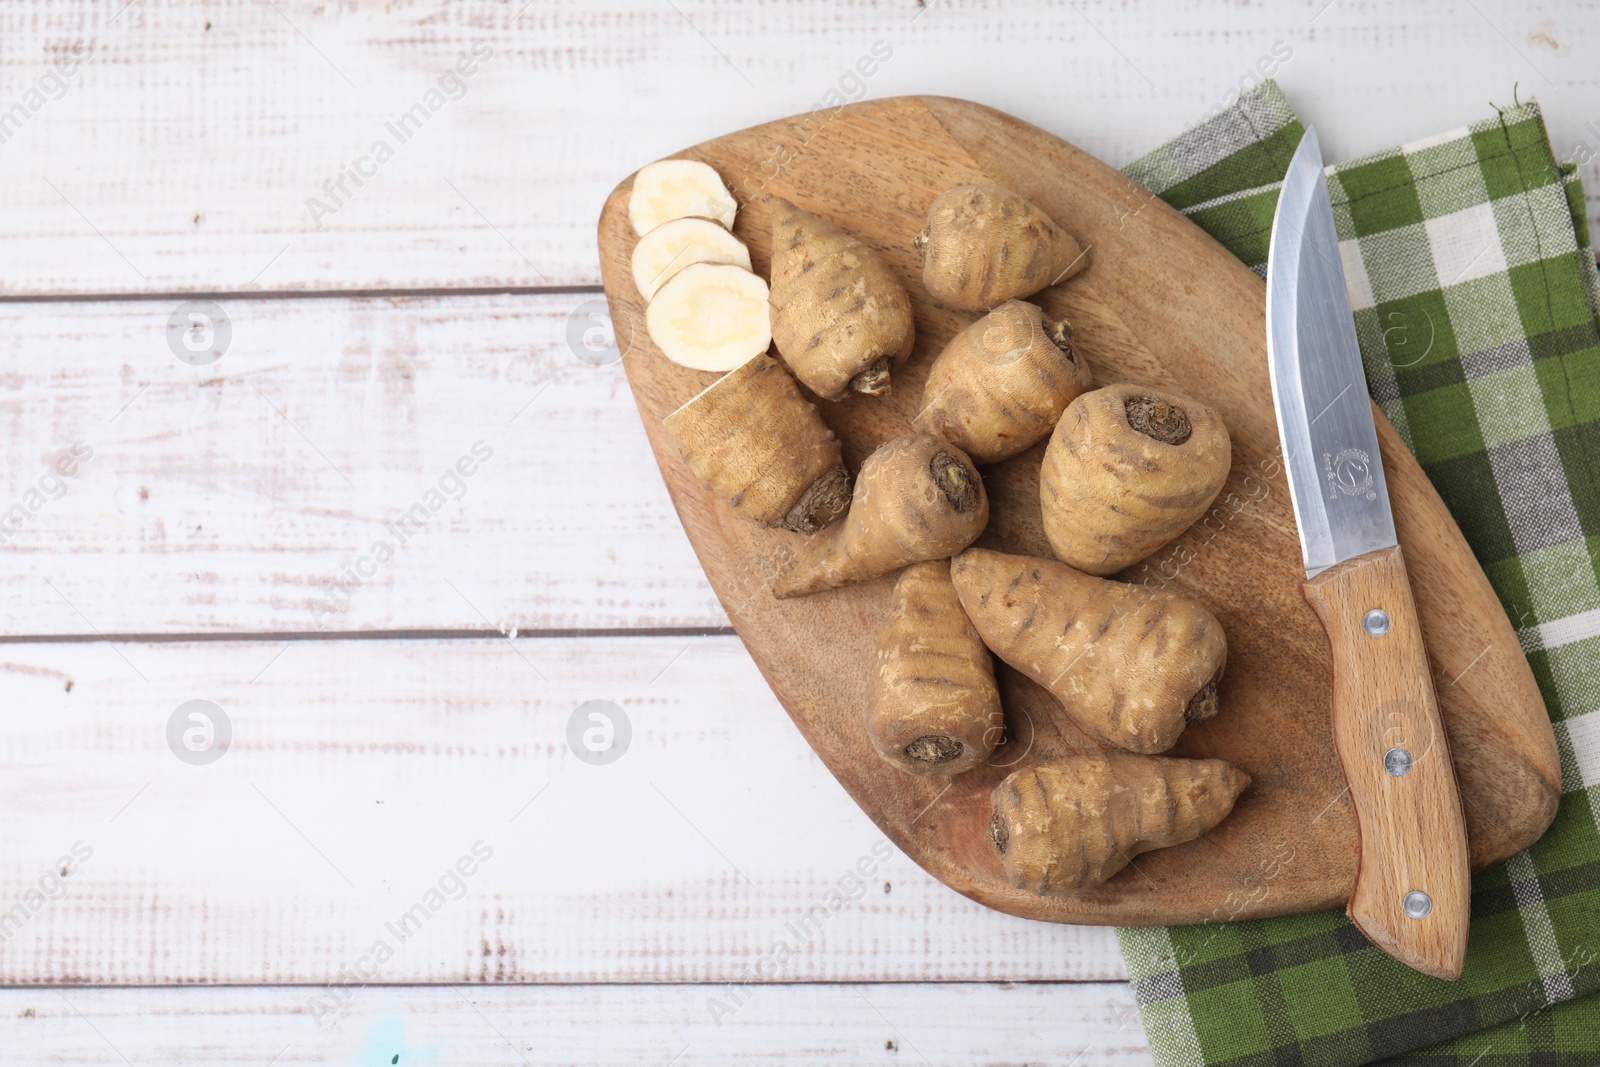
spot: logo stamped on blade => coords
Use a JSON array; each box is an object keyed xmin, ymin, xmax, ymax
[{"xmin": 1324, "ymin": 448, "xmax": 1376, "ymax": 501}]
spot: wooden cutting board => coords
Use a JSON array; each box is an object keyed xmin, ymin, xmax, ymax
[{"xmin": 595, "ymin": 96, "xmax": 1562, "ymax": 925}]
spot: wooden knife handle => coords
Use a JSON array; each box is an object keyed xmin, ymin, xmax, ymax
[{"xmin": 1303, "ymin": 544, "xmax": 1470, "ymax": 980}]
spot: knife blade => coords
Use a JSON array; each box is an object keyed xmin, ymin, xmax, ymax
[{"xmin": 1266, "ymin": 127, "xmax": 1470, "ymax": 980}]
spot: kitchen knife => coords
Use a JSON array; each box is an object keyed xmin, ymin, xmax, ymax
[{"xmin": 1266, "ymin": 127, "xmax": 1470, "ymax": 980}]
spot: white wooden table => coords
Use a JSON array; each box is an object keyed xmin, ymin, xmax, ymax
[{"xmin": 0, "ymin": 2, "xmax": 1593, "ymax": 1062}]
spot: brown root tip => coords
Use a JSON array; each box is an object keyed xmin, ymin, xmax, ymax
[
  {"xmin": 1125, "ymin": 395, "xmax": 1193, "ymax": 445},
  {"xmin": 929, "ymin": 451, "xmax": 982, "ymax": 513},
  {"xmin": 849, "ymin": 357, "xmax": 892, "ymax": 397},
  {"xmin": 1045, "ymin": 317, "xmax": 1077, "ymax": 362},
  {"xmin": 1184, "ymin": 676, "xmax": 1221, "ymax": 724},
  {"xmin": 782, "ymin": 464, "xmax": 852, "ymax": 533},
  {"xmin": 988, "ymin": 809, "xmax": 1010, "ymax": 855},
  {"xmin": 912, "ymin": 228, "xmax": 930, "ymax": 259},
  {"xmin": 904, "ymin": 734, "xmax": 963, "ymax": 765}
]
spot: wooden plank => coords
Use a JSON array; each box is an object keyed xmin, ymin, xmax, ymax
[
  {"xmin": 0, "ymin": 292, "xmax": 724, "ymax": 636},
  {"xmin": 0, "ymin": 635, "xmax": 1125, "ymax": 984},
  {"xmin": 0, "ymin": 983, "xmax": 1155, "ymax": 1066},
  {"xmin": 0, "ymin": 0, "xmax": 1592, "ymax": 296}
]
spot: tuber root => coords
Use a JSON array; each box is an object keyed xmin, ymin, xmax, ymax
[
  {"xmin": 646, "ymin": 262, "xmax": 772, "ymax": 372},
  {"xmin": 913, "ymin": 299, "xmax": 1092, "ymax": 464},
  {"xmin": 628, "ymin": 158, "xmax": 738, "ymax": 237},
  {"xmin": 632, "ymin": 216, "xmax": 752, "ymax": 300},
  {"xmin": 989, "ymin": 753, "xmax": 1250, "ymax": 894},
  {"xmin": 1041, "ymin": 382, "xmax": 1232, "ymax": 575},
  {"xmin": 768, "ymin": 197, "xmax": 916, "ymax": 401},
  {"xmin": 663, "ymin": 354, "xmax": 851, "ymax": 533},
  {"xmin": 774, "ymin": 434, "xmax": 988, "ymax": 599},
  {"xmin": 915, "ymin": 185, "xmax": 1086, "ymax": 311},
  {"xmin": 950, "ymin": 547, "xmax": 1227, "ymax": 754},
  {"xmin": 866, "ymin": 560, "xmax": 1004, "ymax": 777}
]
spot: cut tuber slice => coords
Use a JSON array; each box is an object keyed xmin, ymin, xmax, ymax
[
  {"xmin": 628, "ymin": 159, "xmax": 738, "ymax": 237},
  {"xmin": 646, "ymin": 263, "xmax": 773, "ymax": 373},
  {"xmin": 632, "ymin": 217, "xmax": 753, "ymax": 300}
]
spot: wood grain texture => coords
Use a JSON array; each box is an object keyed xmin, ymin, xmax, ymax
[
  {"xmin": 1304, "ymin": 544, "xmax": 1470, "ymax": 980},
  {"xmin": 0, "ymin": 0, "xmax": 1594, "ymax": 296},
  {"xmin": 0, "ymin": 984, "xmax": 1154, "ymax": 1066},
  {"xmin": 596, "ymin": 96, "xmax": 1561, "ymax": 925},
  {"xmin": 0, "ymin": 636, "xmax": 1123, "ymax": 984}
]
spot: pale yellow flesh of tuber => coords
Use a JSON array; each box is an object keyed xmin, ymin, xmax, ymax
[
  {"xmin": 663, "ymin": 354, "xmax": 850, "ymax": 533},
  {"xmin": 768, "ymin": 197, "xmax": 916, "ymax": 400},
  {"xmin": 866, "ymin": 560, "xmax": 1004, "ymax": 777},
  {"xmin": 646, "ymin": 263, "xmax": 772, "ymax": 372},
  {"xmin": 632, "ymin": 216, "xmax": 752, "ymax": 300},
  {"xmin": 774, "ymin": 434, "xmax": 988, "ymax": 599},
  {"xmin": 915, "ymin": 184, "xmax": 1085, "ymax": 311},
  {"xmin": 1041, "ymin": 382, "xmax": 1232, "ymax": 575},
  {"xmin": 990, "ymin": 753, "xmax": 1250, "ymax": 894},
  {"xmin": 628, "ymin": 158, "xmax": 738, "ymax": 237},
  {"xmin": 950, "ymin": 547, "xmax": 1227, "ymax": 754},
  {"xmin": 913, "ymin": 299, "xmax": 1092, "ymax": 464}
]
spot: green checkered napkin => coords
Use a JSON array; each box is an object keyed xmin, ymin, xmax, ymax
[{"xmin": 1117, "ymin": 81, "xmax": 1600, "ymax": 1067}]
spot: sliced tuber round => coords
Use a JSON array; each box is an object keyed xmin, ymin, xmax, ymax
[
  {"xmin": 1040, "ymin": 382, "xmax": 1232, "ymax": 575},
  {"xmin": 663, "ymin": 354, "xmax": 850, "ymax": 534},
  {"xmin": 632, "ymin": 216, "xmax": 752, "ymax": 300},
  {"xmin": 646, "ymin": 262, "xmax": 772, "ymax": 372},
  {"xmin": 628, "ymin": 158, "xmax": 738, "ymax": 237}
]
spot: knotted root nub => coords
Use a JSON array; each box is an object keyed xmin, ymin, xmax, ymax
[
  {"xmin": 1125, "ymin": 395, "xmax": 1193, "ymax": 445},
  {"xmin": 989, "ymin": 809, "xmax": 1010, "ymax": 855},
  {"xmin": 1045, "ymin": 317, "xmax": 1076, "ymax": 361},
  {"xmin": 849, "ymin": 356, "xmax": 893, "ymax": 397},
  {"xmin": 781, "ymin": 464, "xmax": 852, "ymax": 534},
  {"xmin": 931, "ymin": 451, "xmax": 982, "ymax": 513},
  {"xmin": 1184, "ymin": 672, "xmax": 1223, "ymax": 725},
  {"xmin": 904, "ymin": 734, "xmax": 964, "ymax": 765}
]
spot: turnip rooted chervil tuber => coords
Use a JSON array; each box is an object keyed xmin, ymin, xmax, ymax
[
  {"xmin": 914, "ymin": 184, "xmax": 1086, "ymax": 311},
  {"xmin": 990, "ymin": 754, "xmax": 1250, "ymax": 894},
  {"xmin": 913, "ymin": 299, "xmax": 1093, "ymax": 464},
  {"xmin": 663, "ymin": 354, "xmax": 851, "ymax": 534},
  {"xmin": 774, "ymin": 434, "xmax": 988, "ymax": 598},
  {"xmin": 1041, "ymin": 382, "xmax": 1232, "ymax": 575},
  {"xmin": 768, "ymin": 197, "xmax": 915, "ymax": 400},
  {"xmin": 950, "ymin": 547, "xmax": 1227, "ymax": 754},
  {"xmin": 866, "ymin": 560, "xmax": 1004, "ymax": 777}
]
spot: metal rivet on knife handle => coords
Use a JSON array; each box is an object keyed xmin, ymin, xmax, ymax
[
  {"xmin": 1403, "ymin": 891, "xmax": 1433, "ymax": 920},
  {"xmin": 1363, "ymin": 609, "xmax": 1391, "ymax": 637},
  {"xmin": 1384, "ymin": 747, "xmax": 1413, "ymax": 776}
]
